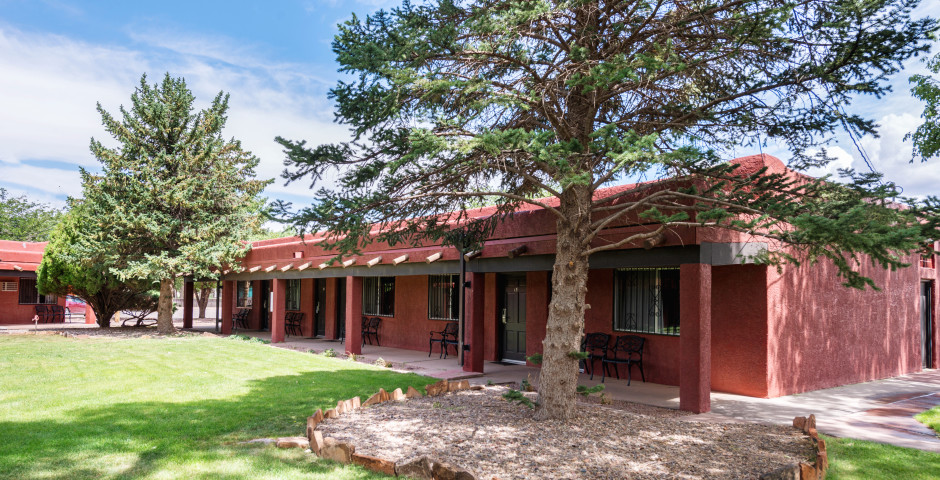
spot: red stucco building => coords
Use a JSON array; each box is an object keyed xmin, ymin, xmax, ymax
[
  {"xmin": 0, "ymin": 240, "xmax": 68, "ymax": 324},
  {"xmin": 201, "ymin": 154, "xmax": 938, "ymax": 413}
]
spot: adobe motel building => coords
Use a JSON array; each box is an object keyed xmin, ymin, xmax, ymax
[
  {"xmin": 202, "ymin": 154, "xmax": 939, "ymax": 413},
  {"xmin": 0, "ymin": 240, "xmax": 71, "ymax": 324}
]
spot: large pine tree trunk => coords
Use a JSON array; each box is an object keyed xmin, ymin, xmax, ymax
[
  {"xmin": 157, "ymin": 278, "xmax": 176, "ymax": 334},
  {"xmin": 196, "ymin": 286, "xmax": 211, "ymax": 318},
  {"xmin": 536, "ymin": 186, "xmax": 592, "ymax": 421}
]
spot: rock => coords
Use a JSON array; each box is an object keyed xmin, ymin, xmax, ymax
[
  {"xmin": 309, "ymin": 430, "xmax": 325, "ymax": 455},
  {"xmin": 276, "ymin": 436, "xmax": 309, "ymax": 449},
  {"xmin": 758, "ymin": 464, "xmax": 799, "ymax": 480},
  {"xmin": 396, "ymin": 456, "xmax": 433, "ymax": 479},
  {"xmin": 816, "ymin": 449, "xmax": 829, "ymax": 474},
  {"xmin": 363, "ymin": 391, "xmax": 384, "ymax": 407},
  {"xmin": 448, "ymin": 380, "xmax": 470, "ymax": 392},
  {"xmin": 378, "ymin": 388, "xmax": 389, "ymax": 402},
  {"xmin": 392, "ymin": 388, "xmax": 406, "ymax": 401},
  {"xmin": 201, "ymin": 332, "xmax": 216, "ymax": 337},
  {"xmin": 431, "ymin": 460, "xmax": 476, "ymax": 480},
  {"xmin": 319, "ymin": 437, "xmax": 354, "ymax": 464},
  {"xmin": 792, "ymin": 416, "xmax": 806, "ymax": 430},
  {"xmin": 426, "ymin": 380, "xmax": 449, "ymax": 396},
  {"xmin": 799, "ymin": 463, "xmax": 817, "ymax": 480},
  {"xmin": 352, "ymin": 396, "xmax": 361, "ymax": 409},
  {"xmin": 324, "ymin": 408, "xmax": 338, "ymax": 419},
  {"xmin": 807, "ymin": 427, "xmax": 818, "ymax": 440},
  {"xmin": 352, "ymin": 453, "xmax": 397, "ymax": 476},
  {"xmin": 470, "ymin": 385, "xmax": 485, "ymax": 391},
  {"xmin": 306, "ymin": 412, "xmax": 323, "ymax": 440},
  {"xmin": 343, "ymin": 398, "xmax": 355, "ymax": 412},
  {"xmin": 406, "ymin": 386, "xmax": 423, "ymax": 398},
  {"xmin": 335, "ymin": 400, "xmax": 346, "ymax": 415},
  {"xmin": 804, "ymin": 414, "xmax": 816, "ymax": 433}
]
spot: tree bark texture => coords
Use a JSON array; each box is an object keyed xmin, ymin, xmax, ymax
[
  {"xmin": 157, "ymin": 278, "xmax": 175, "ymax": 334},
  {"xmin": 196, "ymin": 286, "xmax": 211, "ymax": 318},
  {"xmin": 536, "ymin": 186, "xmax": 593, "ymax": 420}
]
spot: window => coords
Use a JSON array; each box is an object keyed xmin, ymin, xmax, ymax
[
  {"xmin": 18, "ymin": 279, "xmax": 57, "ymax": 305},
  {"xmin": 613, "ymin": 268, "xmax": 680, "ymax": 335},
  {"xmin": 363, "ymin": 277, "xmax": 395, "ymax": 316},
  {"xmin": 1, "ymin": 281, "xmax": 16, "ymax": 292},
  {"xmin": 428, "ymin": 274, "xmax": 460, "ymax": 320},
  {"xmin": 285, "ymin": 279, "xmax": 301, "ymax": 311},
  {"xmin": 236, "ymin": 281, "xmax": 253, "ymax": 308}
]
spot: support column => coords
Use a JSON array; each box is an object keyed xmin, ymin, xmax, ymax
[
  {"xmin": 183, "ymin": 280, "xmax": 194, "ymax": 329},
  {"xmin": 344, "ymin": 276, "xmax": 363, "ymax": 355},
  {"xmin": 680, "ymin": 263, "xmax": 712, "ymax": 413},
  {"xmin": 325, "ymin": 278, "xmax": 338, "ymax": 339},
  {"xmin": 220, "ymin": 281, "xmax": 234, "ymax": 334},
  {"xmin": 464, "ymin": 272, "xmax": 485, "ymax": 373},
  {"xmin": 271, "ymin": 278, "xmax": 286, "ymax": 343}
]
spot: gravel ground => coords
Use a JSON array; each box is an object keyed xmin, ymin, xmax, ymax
[{"xmin": 318, "ymin": 387, "xmax": 814, "ymax": 480}]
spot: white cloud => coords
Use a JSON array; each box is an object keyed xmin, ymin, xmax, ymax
[{"xmin": 0, "ymin": 24, "xmax": 350, "ymax": 207}]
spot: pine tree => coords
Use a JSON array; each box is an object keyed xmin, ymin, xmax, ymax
[
  {"xmin": 85, "ymin": 73, "xmax": 271, "ymax": 334},
  {"xmin": 276, "ymin": 0, "xmax": 940, "ymax": 419}
]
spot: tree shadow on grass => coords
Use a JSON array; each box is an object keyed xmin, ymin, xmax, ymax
[{"xmin": 0, "ymin": 370, "xmax": 435, "ymax": 480}]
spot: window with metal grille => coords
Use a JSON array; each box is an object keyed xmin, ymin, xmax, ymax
[
  {"xmin": 18, "ymin": 278, "xmax": 57, "ymax": 305},
  {"xmin": 1, "ymin": 281, "xmax": 16, "ymax": 292},
  {"xmin": 236, "ymin": 281, "xmax": 253, "ymax": 308},
  {"xmin": 613, "ymin": 268, "xmax": 680, "ymax": 335},
  {"xmin": 285, "ymin": 279, "xmax": 301, "ymax": 311},
  {"xmin": 428, "ymin": 274, "xmax": 460, "ymax": 320},
  {"xmin": 363, "ymin": 276, "xmax": 395, "ymax": 316}
]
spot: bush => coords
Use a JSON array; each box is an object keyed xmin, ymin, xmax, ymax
[{"xmin": 322, "ymin": 348, "xmax": 336, "ymax": 358}]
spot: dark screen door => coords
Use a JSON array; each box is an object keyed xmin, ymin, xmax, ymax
[
  {"xmin": 501, "ymin": 274, "xmax": 527, "ymax": 362},
  {"xmin": 315, "ymin": 279, "xmax": 327, "ymax": 337},
  {"xmin": 922, "ymin": 281, "xmax": 934, "ymax": 369},
  {"xmin": 335, "ymin": 280, "xmax": 346, "ymax": 339}
]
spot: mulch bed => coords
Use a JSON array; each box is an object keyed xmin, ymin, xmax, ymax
[{"xmin": 318, "ymin": 386, "xmax": 814, "ymax": 479}]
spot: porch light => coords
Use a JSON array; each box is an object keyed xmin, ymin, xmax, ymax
[
  {"xmin": 297, "ymin": 262, "xmax": 312, "ymax": 271},
  {"xmin": 426, "ymin": 252, "xmax": 442, "ymax": 263},
  {"xmin": 507, "ymin": 245, "xmax": 528, "ymax": 258},
  {"xmin": 366, "ymin": 256, "xmax": 382, "ymax": 267},
  {"xmin": 342, "ymin": 258, "xmax": 356, "ymax": 268},
  {"xmin": 248, "ymin": 266, "xmax": 261, "ymax": 273},
  {"xmin": 392, "ymin": 254, "xmax": 409, "ymax": 265}
]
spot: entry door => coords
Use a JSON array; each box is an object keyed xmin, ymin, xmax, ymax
[
  {"xmin": 315, "ymin": 279, "xmax": 327, "ymax": 337},
  {"xmin": 259, "ymin": 281, "xmax": 270, "ymax": 331},
  {"xmin": 501, "ymin": 274, "xmax": 527, "ymax": 362},
  {"xmin": 922, "ymin": 282, "xmax": 934, "ymax": 369},
  {"xmin": 335, "ymin": 280, "xmax": 346, "ymax": 339}
]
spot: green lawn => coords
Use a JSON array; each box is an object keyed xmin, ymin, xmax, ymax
[
  {"xmin": 824, "ymin": 435, "xmax": 940, "ymax": 480},
  {"xmin": 0, "ymin": 334, "xmax": 436, "ymax": 480},
  {"xmin": 915, "ymin": 406, "xmax": 940, "ymax": 436}
]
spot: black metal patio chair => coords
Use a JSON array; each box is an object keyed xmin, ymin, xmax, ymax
[
  {"xmin": 285, "ymin": 311, "xmax": 304, "ymax": 337},
  {"xmin": 601, "ymin": 335, "xmax": 646, "ymax": 385},
  {"xmin": 581, "ymin": 332, "xmax": 610, "ymax": 380},
  {"xmin": 232, "ymin": 309, "xmax": 251, "ymax": 332},
  {"xmin": 362, "ymin": 317, "xmax": 381, "ymax": 346},
  {"xmin": 429, "ymin": 321, "xmax": 459, "ymax": 359}
]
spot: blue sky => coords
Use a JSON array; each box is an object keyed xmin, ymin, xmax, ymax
[{"xmin": 0, "ymin": 0, "xmax": 938, "ymax": 211}]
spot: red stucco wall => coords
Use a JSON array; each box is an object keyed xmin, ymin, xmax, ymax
[
  {"xmin": 766, "ymin": 255, "xmax": 936, "ymax": 397},
  {"xmin": 0, "ymin": 276, "xmax": 67, "ymax": 324},
  {"xmin": 710, "ymin": 265, "xmax": 769, "ymax": 397}
]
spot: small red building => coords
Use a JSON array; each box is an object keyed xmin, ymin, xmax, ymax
[
  {"xmin": 0, "ymin": 240, "xmax": 67, "ymax": 324},
  {"xmin": 182, "ymin": 155, "xmax": 940, "ymax": 412}
]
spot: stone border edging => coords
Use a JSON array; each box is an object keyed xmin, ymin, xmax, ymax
[
  {"xmin": 760, "ymin": 414, "xmax": 828, "ymax": 480},
  {"xmin": 304, "ymin": 378, "xmax": 480, "ymax": 480}
]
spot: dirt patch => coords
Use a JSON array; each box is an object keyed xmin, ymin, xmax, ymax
[{"xmin": 318, "ymin": 387, "xmax": 813, "ymax": 479}]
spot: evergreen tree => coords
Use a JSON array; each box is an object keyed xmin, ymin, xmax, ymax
[
  {"xmin": 37, "ymin": 204, "xmax": 157, "ymax": 328},
  {"xmin": 0, "ymin": 188, "xmax": 62, "ymax": 242},
  {"xmin": 276, "ymin": 0, "xmax": 940, "ymax": 419},
  {"xmin": 86, "ymin": 73, "xmax": 270, "ymax": 334},
  {"xmin": 909, "ymin": 52, "xmax": 940, "ymax": 160}
]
